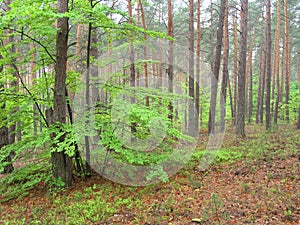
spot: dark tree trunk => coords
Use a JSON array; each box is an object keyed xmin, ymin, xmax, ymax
[
  {"xmin": 51, "ymin": 0, "xmax": 73, "ymax": 188},
  {"xmin": 0, "ymin": 53, "xmax": 14, "ymax": 174},
  {"xmin": 208, "ymin": 0, "xmax": 226, "ymax": 134},
  {"xmin": 235, "ymin": 0, "xmax": 248, "ymax": 137},
  {"xmin": 168, "ymin": 0, "xmax": 174, "ymax": 121}
]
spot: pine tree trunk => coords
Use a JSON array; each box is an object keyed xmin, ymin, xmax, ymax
[
  {"xmin": 265, "ymin": 0, "xmax": 272, "ymax": 130},
  {"xmin": 273, "ymin": 0, "xmax": 281, "ymax": 125},
  {"xmin": 220, "ymin": 0, "xmax": 229, "ymax": 132},
  {"xmin": 283, "ymin": 0, "xmax": 290, "ymax": 122},
  {"xmin": 167, "ymin": 0, "xmax": 174, "ymax": 121},
  {"xmin": 235, "ymin": 0, "xmax": 248, "ymax": 137},
  {"xmin": 208, "ymin": 0, "xmax": 226, "ymax": 134},
  {"xmin": 188, "ymin": 0, "xmax": 195, "ymax": 136},
  {"xmin": 195, "ymin": 0, "xmax": 201, "ymax": 130},
  {"xmin": 233, "ymin": 9, "xmax": 239, "ymax": 125}
]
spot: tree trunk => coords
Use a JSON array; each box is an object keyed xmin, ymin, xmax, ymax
[
  {"xmin": 128, "ymin": 0, "xmax": 135, "ymax": 102},
  {"xmin": 265, "ymin": 0, "xmax": 272, "ymax": 130},
  {"xmin": 51, "ymin": 0, "xmax": 73, "ymax": 188},
  {"xmin": 195, "ymin": 0, "xmax": 201, "ymax": 130},
  {"xmin": 233, "ymin": 9, "xmax": 239, "ymax": 125},
  {"xmin": 273, "ymin": 0, "xmax": 281, "ymax": 125},
  {"xmin": 2, "ymin": 0, "xmax": 16, "ymax": 173},
  {"xmin": 167, "ymin": 0, "xmax": 174, "ymax": 121},
  {"xmin": 188, "ymin": 0, "xmax": 195, "ymax": 136},
  {"xmin": 283, "ymin": 0, "xmax": 290, "ymax": 122},
  {"xmin": 208, "ymin": 0, "xmax": 226, "ymax": 134},
  {"xmin": 0, "ymin": 53, "xmax": 13, "ymax": 174},
  {"xmin": 220, "ymin": 0, "xmax": 229, "ymax": 132},
  {"xmin": 235, "ymin": 0, "xmax": 248, "ymax": 137}
]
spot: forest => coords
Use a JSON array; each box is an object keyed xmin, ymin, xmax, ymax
[{"xmin": 0, "ymin": 0, "xmax": 300, "ymax": 224}]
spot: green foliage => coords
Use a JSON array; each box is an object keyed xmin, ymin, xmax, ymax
[{"xmin": 0, "ymin": 162, "xmax": 50, "ymax": 202}]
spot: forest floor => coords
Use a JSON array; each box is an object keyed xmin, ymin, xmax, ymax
[{"xmin": 0, "ymin": 125, "xmax": 300, "ymax": 224}]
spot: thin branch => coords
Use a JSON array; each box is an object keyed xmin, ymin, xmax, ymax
[
  {"xmin": 4, "ymin": 27, "xmax": 56, "ymax": 63},
  {"xmin": 11, "ymin": 63, "xmax": 49, "ymax": 128}
]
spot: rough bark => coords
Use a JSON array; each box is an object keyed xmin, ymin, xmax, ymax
[
  {"xmin": 0, "ymin": 52, "xmax": 13, "ymax": 174},
  {"xmin": 195, "ymin": 0, "xmax": 201, "ymax": 130},
  {"xmin": 265, "ymin": 0, "xmax": 272, "ymax": 130},
  {"xmin": 273, "ymin": 0, "xmax": 281, "ymax": 125},
  {"xmin": 283, "ymin": 0, "xmax": 290, "ymax": 122},
  {"xmin": 51, "ymin": 0, "xmax": 73, "ymax": 188},
  {"xmin": 208, "ymin": 0, "xmax": 226, "ymax": 134},
  {"xmin": 128, "ymin": 0, "xmax": 135, "ymax": 100},
  {"xmin": 220, "ymin": 0, "xmax": 229, "ymax": 132},
  {"xmin": 233, "ymin": 9, "xmax": 239, "ymax": 125},
  {"xmin": 188, "ymin": 0, "xmax": 195, "ymax": 136},
  {"xmin": 235, "ymin": 0, "xmax": 248, "ymax": 137},
  {"xmin": 167, "ymin": 0, "xmax": 174, "ymax": 121}
]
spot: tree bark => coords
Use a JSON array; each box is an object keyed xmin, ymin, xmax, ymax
[
  {"xmin": 188, "ymin": 0, "xmax": 195, "ymax": 136},
  {"xmin": 235, "ymin": 0, "xmax": 248, "ymax": 137},
  {"xmin": 0, "ymin": 53, "xmax": 13, "ymax": 174},
  {"xmin": 51, "ymin": 0, "xmax": 73, "ymax": 188},
  {"xmin": 167, "ymin": 0, "xmax": 174, "ymax": 121},
  {"xmin": 265, "ymin": 0, "xmax": 272, "ymax": 130},
  {"xmin": 128, "ymin": 0, "xmax": 135, "ymax": 102},
  {"xmin": 283, "ymin": 0, "xmax": 290, "ymax": 122},
  {"xmin": 208, "ymin": 0, "xmax": 226, "ymax": 134},
  {"xmin": 273, "ymin": 0, "xmax": 281, "ymax": 125},
  {"xmin": 220, "ymin": 0, "xmax": 229, "ymax": 132},
  {"xmin": 195, "ymin": 0, "xmax": 201, "ymax": 130},
  {"xmin": 233, "ymin": 9, "xmax": 239, "ymax": 125}
]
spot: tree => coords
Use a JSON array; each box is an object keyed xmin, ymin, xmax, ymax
[
  {"xmin": 167, "ymin": 0, "xmax": 174, "ymax": 120},
  {"xmin": 0, "ymin": 53, "xmax": 13, "ymax": 174},
  {"xmin": 265, "ymin": 0, "xmax": 272, "ymax": 130},
  {"xmin": 128, "ymin": 0, "xmax": 135, "ymax": 102},
  {"xmin": 195, "ymin": 0, "xmax": 201, "ymax": 130},
  {"xmin": 220, "ymin": 0, "xmax": 229, "ymax": 132},
  {"xmin": 51, "ymin": 0, "xmax": 73, "ymax": 187},
  {"xmin": 273, "ymin": 0, "xmax": 281, "ymax": 125},
  {"xmin": 235, "ymin": 0, "xmax": 248, "ymax": 137},
  {"xmin": 233, "ymin": 9, "xmax": 239, "ymax": 124},
  {"xmin": 208, "ymin": 0, "xmax": 226, "ymax": 134},
  {"xmin": 188, "ymin": 0, "xmax": 195, "ymax": 135},
  {"xmin": 283, "ymin": 0, "xmax": 290, "ymax": 122}
]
